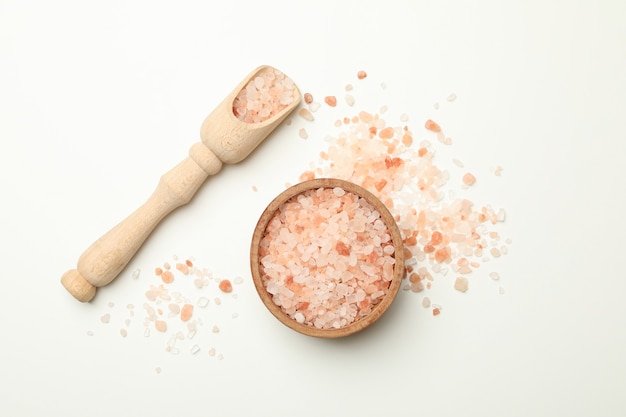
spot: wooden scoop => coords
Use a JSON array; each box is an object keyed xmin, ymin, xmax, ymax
[{"xmin": 61, "ymin": 65, "xmax": 301, "ymax": 302}]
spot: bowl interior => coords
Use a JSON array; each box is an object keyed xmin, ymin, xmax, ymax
[{"xmin": 250, "ymin": 178, "xmax": 405, "ymax": 338}]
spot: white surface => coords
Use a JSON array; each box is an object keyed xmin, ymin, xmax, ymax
[{"xmin": 1, "ymin": 0, "xmax": 625, "ymax": 416}]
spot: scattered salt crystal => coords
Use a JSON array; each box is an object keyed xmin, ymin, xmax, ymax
[
  {"xmin": 208, "ymin": 348, "xmax": 216, "ymax": 357},
  {"xmin": 489, "ymin": 272, "xmax": 500, "ymax": 281},
  {"xmin": 234, "ymin": 276, "xmax": 244, "ymax": 285},
  {"xmin": 252, "ymin": 185, "xmax": 258, "ymax": 192},
  {"xmin": 446, "ymin": 93, "xmax": 457, "ymax": 102},
  {"xmin": 218, "ymin": 354, "xmax": 224, "ymax": 360},
  {"xmin": 86, "ymin": 330, "xmax": 94, "ymax": 336},
  {"xmin": 304, "ymin": 93, "xmax": 313, "ymax": 104},
  {"xmin": 155, "ymin": 367, "xmax": 162, "ymax": 374},
  {"xmin": 214, "ymin": 297, "xmax": 222, "ymax": 305},
  {"xmin": 212, "ymin": 325, "xmax": 220, "ymax": 333},
  {"xmin": 357, "ymin": 70, "xmax": 367, "ymax": 79},
  {"xmin": 345, "ymin": 83, "xmax": 353, "ymax": 91},
  {"xmin": 120, "ymin": 329, "xmax": 127, "ymax": 338},
  {"xmin": 197, "ymin": 297, "xmax": 209, "ymax": 308},
  {"xmin": 422, "ymin": 297, "xmax": 431, "ymax": 308},
  {"xmin": 190, "ymin": 345, "xmax": 201, "ymax": 355},
  {"xmin": 232, "ymin": 313, "xmax": 239, "ymax": 319},
  {"xmin": 298, "ymin": 128, "xmax": 308, "ymax": 139},
  {"xmin": 434, "ymin": 102, "xmax": 439, "ymax": 110},
  {"xmin": 309, "ymin": 102, "xmax": 321, "ymax": 112},
  {"xmin": 107, "ymin": 302, "xmax": 114, "ymax": 308},
  {"xmin": 298, "ymin": 108, "xmax": 314, "ymax": 121},
  {"xmin": 345, "ymin": 95, "xmax": 355, "ymax": 106},
  {"xmin": 400, "ymin": 113, "xmax": 409, "ymax": 122},
  {"xmin": 499, "ymin": 287, "xmax": 505, "ymax": 295},
  {"xmin": 454, "ymin": 277, "xmax": 469, "ymax": 293},
  {"xmin": 100, "ymin": 313, "xmax": 110, "ymax": 324},
  {"xmin": 132, "ymin": 268, "xmax": 141, "ymax": 280},
  {"xmin": 324, "ymin": 96, "xmax": 337, "ymax": 107},
  {"xmin": 462, "ymin": 172, "xmax": 476, "ymax": 186},
  {"xmin": 452, "ymin": 158, "xmax": 464, "ymax": 168}
]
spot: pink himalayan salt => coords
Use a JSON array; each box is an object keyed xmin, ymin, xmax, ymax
[
  {"xmin": 259, "ymin": 187, "xmax": 396, "ymax": 330},
  {"xmin": 298, "ymin": 109, "xmax": 506, "ymax": 298},
  {"xmin": 233, "ymin": 67, "xmax": 296, "ymax": 123}
]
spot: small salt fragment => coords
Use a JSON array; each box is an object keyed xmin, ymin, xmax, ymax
[
  {"xmin": 454, "ymin": 277, "xmax": 469, "ymax": 293},
  {"xmin": 190, "ymin": 344, "xmax": 201, "ymax": 355},
  {"xmin": 234, "ymin": 276, "xmax": 244, "ymax": 285},
  {"xmin": 400, "ymin": 113, "xmax": 409, "ymax": 122},
  {"xmin": 208, "ymin": 348, "xmax": 216, "ymax": 357},
  {"xmin": 197, "ymin": 297, "xmax": 209, "ymax": 308},
  {"xmin": 380, "ymin": 82, "xmax": 387, "ymax": 89},
  {"xmin": 497, "ymin": 208, "xmax": 506, "ymax": 222},
  {"xmin": 218, "ymin": 354, "xmax": 224, "ymax": 360},
  {"xmin": 345, "ymin": 94, "xmax": 355, "ymax": 106},
  {"xmin": 446, "ymin": 93, "xmax": 457, "ymax": 102},
  {"xmin": 304, "ymin": 93, "xmax": 313, "ymax": 104},
  {"xmin": 212, "ymin": 325, "xmax": 220, "ymax": 333},
  {"xmin": 298, "ymin": 128, "xmax": 309, "ymax": 139},
  {"xmin": 324, "ymin": 96, "xmax": 337, "ymax": 107},
  {"xmin": 494, "ymin": 165, "xmax": 503, "ymax": 176},
  {"xmin": 309, "ymin": 102, "xmax": 321, "ymax": 112},
  {"xmin": 380, "ymin": 105, "xmax": 388, "ymax": 114},
  {"xmin": 144, "ymin": 328, "xmax": 151, "ymax": 337},
  {"xmin": 218, "ymin": 279, "xmax": 233, "ymax": 293},
  {"xmin": 434, "ymin": 102, "xmax": 439, "ymax": 109},
  {"xmin": 490, "ymin": 247, "xmax": 501, "ymax": 258},
  {"xmin": 489, "ymin": 272, "xmax": 500, "ymax": 281},
  {"xmin": 107, "ymin": 302, "xmax": 114, "ymax": 308},
  {"xmin": 132, "ymin": 268, "xmax": 141, "ymax": 280},
  {"xmin": 345, "ymin": 83, "xmax": 353, "ymax": 91},
  {"xmin": 298, "ymin": 108, "xmax": 314, "ymax": 121},
  {"xmin": 452, "ymin": 158, "xmax": 464, "ymax": 168},
  {"xmin": 155, "ymin": 367, "xmax": 162, "ymax": 374},
  {"xmin": 100, "ymin": 313, "xmax": 110, "ymax": 324},
  {"xmin": 232, "ymin": 313, "xmax": 239, "ymax": 319},
  {"xmin": 214, "ymin": 297, "xmax": 222, "ymax": 305},
  {"xmin": 462, "ymin": 173, "xmax": 476, "ymax": 186},
  {"xmin": 422, "ymin": 297, "xmax": 431, "ymax": 308},
  {"xmin": 120, "ymin": 329, "xmax": 127, "ymax": 338},
  {"xmin": 357, "ymin": 70, "xmax": 367, "ymax": 80},
  {"xmin": 252, "ymin": 185, "xmax": 258, "ymax": 192},
  {"xmin": 425, "ymin": 119, "xmax": 441, "ymax": 132},
  {"xmin": 499, "ymin": 287, "xmax": 505, "ymax": 295},
  {"xmin": 86, "ymin": 330, "xmax": 94, "ymax": 336}
]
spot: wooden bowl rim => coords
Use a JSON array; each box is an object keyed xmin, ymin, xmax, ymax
[{"xmin": 249, "ymin": 178, "xmax": 405, "ymax": 338}]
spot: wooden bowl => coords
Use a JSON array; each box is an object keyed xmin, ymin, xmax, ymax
[{"xmin": 250, "ymin": 178, "xmax": 405, "ymax": 338}]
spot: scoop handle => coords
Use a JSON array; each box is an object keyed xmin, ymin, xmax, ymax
[{"xmin": 61, "ymin": 142, "xmax": 223, "ymax": 302}]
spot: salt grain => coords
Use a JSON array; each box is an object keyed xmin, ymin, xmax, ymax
[
  {"xmin": 298, "ymin": 108, "xmax": 314, "ymax": 121},
  {"xmin": 299, "ymin": 128, "xmax": 309, "ymax": 139},
  {"xmin": 100, "ymin": 313, "xmax": 110, "ymax": 324},
  {"xmin": 345, "ymin": 95, "xmax": 355, "ymax": 106}
]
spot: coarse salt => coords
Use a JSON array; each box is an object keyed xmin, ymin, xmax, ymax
[
  {"xmin": 259, "ymin": 187, "xmax": 396, "ymax": 330},
  {"xmin": 233, "ymin": 67, "xmax": 296, "ymax": 123}
]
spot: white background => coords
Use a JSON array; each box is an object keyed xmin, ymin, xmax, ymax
[{"xmin": 1, "ymin": 1, "xmax": 625, "ymax": 416}]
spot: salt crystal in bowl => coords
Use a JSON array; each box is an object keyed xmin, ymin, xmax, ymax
[{"xmin": 250, "ymin": 178, "xmax": 405, "ymax": 338}]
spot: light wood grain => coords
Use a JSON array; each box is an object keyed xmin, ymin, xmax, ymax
[
  {"xmin": 61, "ymin": 65, "xmax": 301, "ymax": 302},
  {"xmin": 249, "ymin": 178, "xmax": 405, "ymax": 338}
]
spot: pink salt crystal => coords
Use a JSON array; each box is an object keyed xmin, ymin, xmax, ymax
[
  {"xmin": 298, "ymin": 128, "xmax": 309, "ymax": 139},
  {"xmin": 357, "ymin": 70, "xmax": 367, "ymax": 79},
  {"xmin": 100, "ymin": 313, "xmax": 110, "ymax": 324},
  {"xmin": 454, "ymin": 277, "xmax": 469, "ymax": 292},
  {"xmin": 462, "ymin": 172, "xmax": 476, "ymax": 186},
  {"xmin": 298, "ymin": 108, "xmax": 314, "ymax": 121}
]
